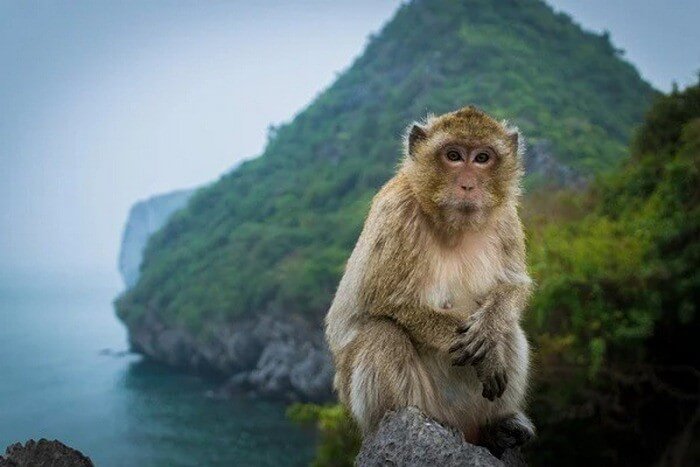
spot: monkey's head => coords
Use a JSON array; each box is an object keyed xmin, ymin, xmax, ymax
[{"xmin": 401, "ymin": 106, "xmax": 523, "ymax": 232}]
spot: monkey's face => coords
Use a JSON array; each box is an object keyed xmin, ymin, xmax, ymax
[
  {"xmin": 403, "ymin": 107, "xmax": 522, "ymax": 231},
  {"xmin": 434, "ymin": 143, "xmax": 500, "ymax": 218}
]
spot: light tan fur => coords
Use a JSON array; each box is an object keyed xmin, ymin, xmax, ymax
[{"xmin": 325, "ymin": 106, "xmax": 532, "ymax": 443}]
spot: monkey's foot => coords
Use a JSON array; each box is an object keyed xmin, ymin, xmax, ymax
[
  {"xmin": 482, "ymin": 412, "xmax": 535, "ymax": 458},
  {"xmin": 449, "ymin": 312, "xmax": 509, "ymax": 401}
]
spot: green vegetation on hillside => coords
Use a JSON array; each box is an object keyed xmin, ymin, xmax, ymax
[
  {"xmin": 116, "ymin": 0, "xmax": 654, "ymax": 329},
  {"xmin": 291, "ymin": 83, "xmax": 700, "ymax": 466},
  {"xmin": 526, "ymin": 82, "xmax": 700, "ymax": 465}
]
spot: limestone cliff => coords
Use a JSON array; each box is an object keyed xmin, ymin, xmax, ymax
[{"xmin": 118, "ymin": 189, "xmax": 194, "ymax": 288}]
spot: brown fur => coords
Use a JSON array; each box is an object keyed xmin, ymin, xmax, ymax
[{"xmin": 325, "ymin": 106, "xmax": 532, "ymax": 442}]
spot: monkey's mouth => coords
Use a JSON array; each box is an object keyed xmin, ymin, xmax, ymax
[{"xmin": 455, "ymin": 201, "xmax": 480, "ymax": 215}]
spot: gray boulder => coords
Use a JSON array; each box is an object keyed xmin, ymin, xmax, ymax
[
  {"xmin": 0, "ymin": 439, "xmax": 93, "ymax": 467},
  {"xmin": 357, "ymin": 407, "xmax": 526, "ymax": 467}
]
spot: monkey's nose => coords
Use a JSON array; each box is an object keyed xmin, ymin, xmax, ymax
[{"xmin": 460, "ymin": 185, "xmax": 475, "ymax": 191}]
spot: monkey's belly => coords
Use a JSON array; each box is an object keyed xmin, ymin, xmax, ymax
[
  {"xmin": 418, "ymin": 351, "xmax": 492, "ymax": 428},
  {"xmin": 417, "ymin": 347, "xmax": 525, "ymax": 434}
]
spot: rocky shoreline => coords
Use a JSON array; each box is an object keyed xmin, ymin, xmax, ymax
[{"xmin": 126, "ymin": 311, "xmax": 334, "ymax": 402}]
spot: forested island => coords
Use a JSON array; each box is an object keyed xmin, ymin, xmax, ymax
[{"xmin": 115, "ymin": 0, "xmax": 698, "ymax": 465}]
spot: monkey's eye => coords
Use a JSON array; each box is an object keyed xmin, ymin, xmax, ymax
[
  {"xmin": 473, "ymin": 152, "xmax": 490, "ymax": 164},
  {"xmin": 445, "ymin": 150, "xmax": 462, "ymax": 162}
]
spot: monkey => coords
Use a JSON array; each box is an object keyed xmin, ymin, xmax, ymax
[{"xmin": 324, "ymin": 106, "xmax": 535, "ymax": 456}]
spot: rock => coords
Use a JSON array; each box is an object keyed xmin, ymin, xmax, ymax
[
  {"xmin": 524, "ymin": 140, "xmax": 587, "ymax": 189},
  {"xmin": 127, "ymin": 311, "xmax": 334, "ymax": 402},
  {"xmin": 118, "ymin": 189, "xmax": 195, "ymax": 288},
  {"xmin": 0, "ymin": 439, "xmax": 93, "ymax": 467},
  {"xmin": 357, "ymin": 407, "xmax": 526, "ymax": 467}
]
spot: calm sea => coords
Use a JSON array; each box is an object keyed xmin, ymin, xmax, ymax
[{"xmin": 0, "ymin": 277, "xmax": 316, "ymax": 466}]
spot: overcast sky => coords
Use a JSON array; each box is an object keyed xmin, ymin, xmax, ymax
[{"xmin": 0, "ymin": 0, "xmax": 698, "ymax": 284}]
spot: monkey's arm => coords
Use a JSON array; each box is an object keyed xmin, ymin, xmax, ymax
[
  {"xmin": 367, "ymin": 301, "xmax": 468, "ymax": 354},
  {"xmin": 450, "ymin": 212, "xmax": 532, "ymax": 400}
]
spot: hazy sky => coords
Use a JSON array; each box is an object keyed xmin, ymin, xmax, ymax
[{"xmin": 1, "ymin": 1, "xmax": 698, "ymax": 283}]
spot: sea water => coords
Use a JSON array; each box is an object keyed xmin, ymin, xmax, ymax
[{"xmin": 0, "ymin": 277, "xmax": 315, "ymax": 466}]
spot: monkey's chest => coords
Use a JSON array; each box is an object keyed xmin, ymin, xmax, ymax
[{"xmin": 421, "ymin": 235, "xmax": 503, "ymax": 314}]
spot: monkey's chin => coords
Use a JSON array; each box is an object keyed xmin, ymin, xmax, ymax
[{"xmin": 444, "ymin": 203, "xmax": 488, "ymax": 231}]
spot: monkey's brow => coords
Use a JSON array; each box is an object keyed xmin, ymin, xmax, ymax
[{"xmin": 434, "ymin": 139, "xmax": 490, "ymax": 151}]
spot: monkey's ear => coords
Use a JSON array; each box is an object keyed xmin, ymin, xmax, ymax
[
  {"xmin": 504, "ymin": 124, "xmax": 522, "ymax": 158},
  {"xmin": 509, "ymin": 130, "xmax": 519, "ymax": 149},
  {"xmin": 407, "ymin": 124, "xmax": 427, "ymax": 158}
]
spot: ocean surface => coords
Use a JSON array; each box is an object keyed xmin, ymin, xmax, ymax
[{"xmin": 0, "ymin": 277, "xmax": 316, "ymax": 466}]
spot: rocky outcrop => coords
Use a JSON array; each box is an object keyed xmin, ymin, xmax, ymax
[
  {"xmin": 118, "ymin": 189, "xmax": 195, "ymax": 288},
  {"xmin": 127, "ymin": 311, "xmax": 333, "ymax": 402},
  {"xmin": 524, "ymin": 140, "xmax": 587, "ymax": 189},
  {"xmin": 357, "ymin": 407, "xmax": 526, "ymax": 467},
  {"xmin": 309, "ymin": 136, "xmax": 583, "ymax": 190},
  {"xmin": 0, "ymin": 439, "xmax": 93, "ymax": 467}
]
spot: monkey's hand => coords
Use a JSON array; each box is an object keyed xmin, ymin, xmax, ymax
[{"xmin": 449, "ymin": 308, "xmax": 510, "ymax": 401}]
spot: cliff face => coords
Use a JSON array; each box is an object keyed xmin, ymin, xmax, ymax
[{"xmin": 118, "ymin": 189, "xmax": 194, "ymax": 288}]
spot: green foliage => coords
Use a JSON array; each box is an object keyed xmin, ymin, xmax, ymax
[
  {"xmin": 525, "ymin": 83, "xmax": 700, "ymax": 465},
  {"xmin": 287, "ymin": 404, "xmax": 361, "ymax": 467},
  {"xmin": 116, "ymin": 0, "xmax": 654, "ymax": 330}
]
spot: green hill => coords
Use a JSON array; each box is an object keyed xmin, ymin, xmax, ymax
[{"xmin": 115, "ymin": 0, "xmax": 655, "ymax": 331}]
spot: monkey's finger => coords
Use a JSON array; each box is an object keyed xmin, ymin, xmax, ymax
[
  {"xmin": 495, "ymin": 373, "xmax": 507, "ymax": 397},
  {"xmin": 448, "ymin": 341, "xmax": 464, "ymax": 354},
  {"xmin": 452, "ymin": 348, "xmax": 474, "ymax": 366},
  {"xmin": 470, "ymin": 352, "xmax": 486, "ymax": 367},
  {"xmin": 482, "ymin": 382, "xmax": 496, "ymax": 401},
  {"xmin": 493, "ymin": 373, "xmax": 502, "ymax": 397},
  {"xmin": 456, "ymin": 323, "xmax": 471, "ymax": 334},
  {"xmin": 483, "ymin": 379, "xmax": 493, "ymax": 399},
  {"xmin": 470, "ymin": 339, "xmax": 490, "ymax": 357},
  {"xmin": 465, "ymin": 341, "xmax": 488, "ymax": 365}
]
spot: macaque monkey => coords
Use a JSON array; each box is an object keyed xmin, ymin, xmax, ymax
[{"xmin": 325, "ymin": 106, "xmax": 535, "ymax": 455}]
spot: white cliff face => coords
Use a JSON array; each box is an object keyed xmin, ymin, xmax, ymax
[{"xmin": 118, "ymin": 189, "xmax": 195, "ymax": 288}]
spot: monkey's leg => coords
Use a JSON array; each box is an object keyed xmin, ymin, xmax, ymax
[
  {"xmin": 479, "ymin": 326, "xmax": 534, "ymax": 457},
  {"xmin": 341, "ymin": 317, "xmax": 440, "ymax": 434}
]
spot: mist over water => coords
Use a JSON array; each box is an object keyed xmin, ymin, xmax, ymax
[{"xmin": 0, "ymin": 278, "xmax": 315, "ymax": 466}]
